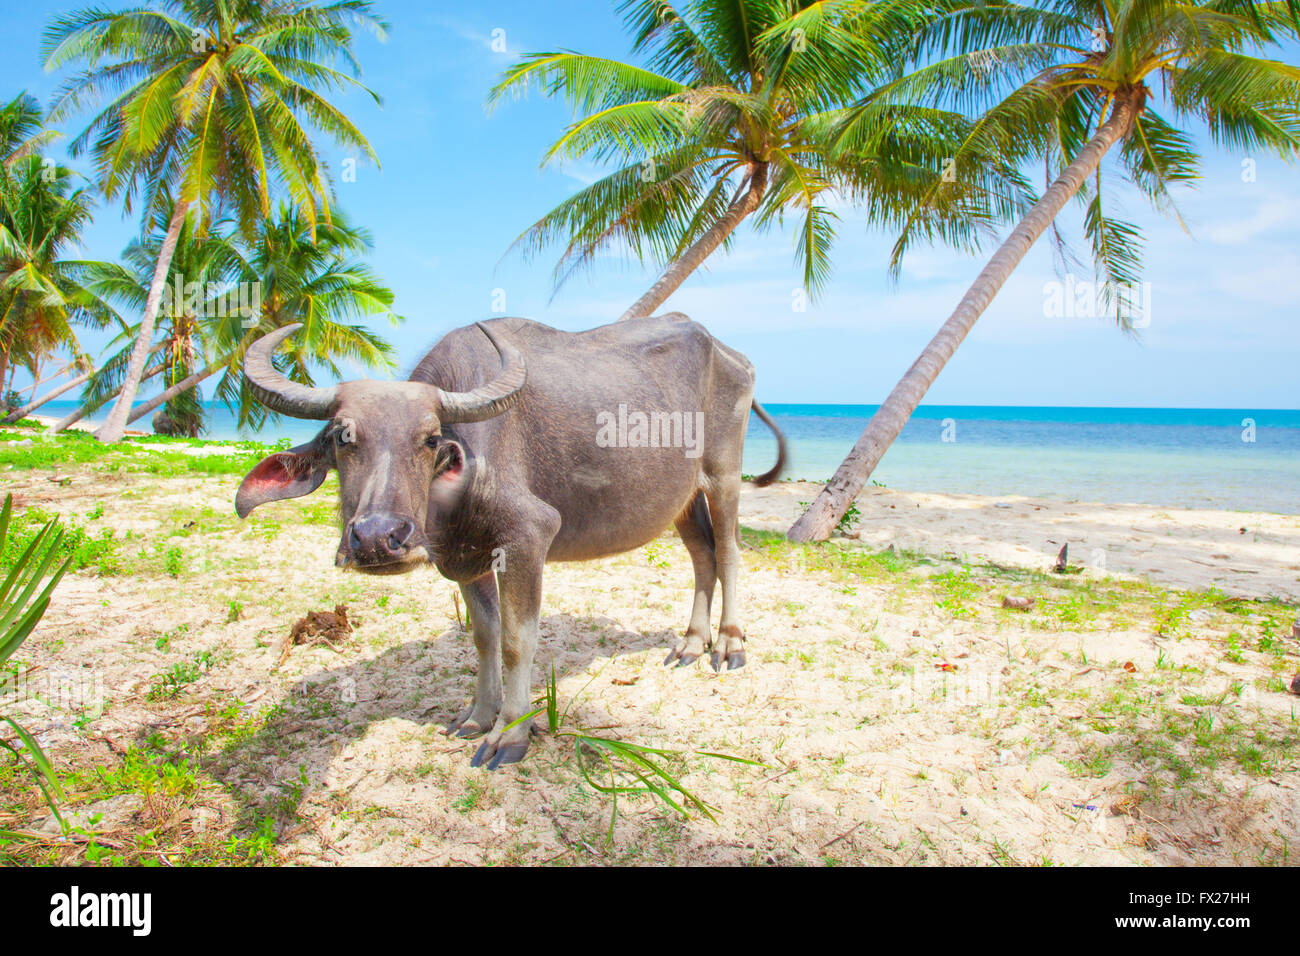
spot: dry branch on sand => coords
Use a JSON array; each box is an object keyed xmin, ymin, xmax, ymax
[{"xmin": 275, "ymin": 605, "xmax": 355, "ymax": 668}]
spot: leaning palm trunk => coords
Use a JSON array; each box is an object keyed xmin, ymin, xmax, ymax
[
  {"xmin": 1, "ymin": 367, "xmax": 96, "ymax": 424},
  {"xmin": 125, "ymin": 354, "xmax": 229, "ymax": 426},
  {"xmin": 12, "ymin": 360, "xmax": 76, "ymax": 401},
  {"xmin": 126, "ymin": 322, "xmax": 267, "ymax": 428},
  {"xmin": 788, "ymin": 94, "xmax": 1140, "ymax": 542},
  {"xmin": 52, "ymin": 355, "xmax": 167, "ymax": 433},
  {"xmin": 618, "ymin": 163, "xmax": 768, "ymax": 322},
  {"xmin": 93, "ymin": 199, "xmax": 190, "ymax": 443}
]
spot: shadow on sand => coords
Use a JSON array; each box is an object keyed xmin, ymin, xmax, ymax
[{"xmin": 201, "ymin": 611, "xmax": 678, "ymax": 838}]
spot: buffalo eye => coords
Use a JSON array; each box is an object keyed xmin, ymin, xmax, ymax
[{"xmin": 424, "ymin": 434, "xmax": 441, "ymax": 449}]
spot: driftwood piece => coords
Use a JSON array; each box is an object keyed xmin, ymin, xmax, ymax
[{"xmin": 1053, "ymin": 543, "xmax": 1069, "ymax": 573}]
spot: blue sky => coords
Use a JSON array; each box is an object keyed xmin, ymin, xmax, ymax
[{"xmin": 3, "ymin": 0, "xmax": 1298, "ymax": 408}]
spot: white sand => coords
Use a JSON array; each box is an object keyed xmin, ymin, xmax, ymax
[
  {"xmin": 6, "ymin": 458, "xmax": 1298, "ymax": 866},
  {"xmin": 745, "ymin": 483, "xmax": 1300, "ymax": 602}
]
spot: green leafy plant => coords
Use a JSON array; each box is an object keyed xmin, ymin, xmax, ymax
[
  {"xmin": 642, "ymin": 537, "xmax": 673, "ymax": 569},
  {"xmin": 834, "ymin": 502, "xmax": 862, "ymax": 536},
  {"xmin": 0, "ymin": 493, "xmax": 73, "ymax": 840},
  {"xmin": 146, "ymin": 651, "xmax": 213, "ymax": 702},
  {"xmin": 164, "ymin": 546, "xmax": 184, "ymax": 578},
  {"xmin": 509, "ymin": 661, "xmax": 761, "ymax": 843}
]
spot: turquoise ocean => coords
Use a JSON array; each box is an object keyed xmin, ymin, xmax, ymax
[{"xmin": 37, "ymin": 401, "xmax": 1300, "ymax": 515}]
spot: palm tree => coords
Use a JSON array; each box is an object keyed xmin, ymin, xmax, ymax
[
  {"xmin": 0, "ymin": 105, "xmax": 116, "ymax": 412},
  {"xmin": 73, "ymin": 199, "xmax": 247, "ymax": 435},
  {"xmin": 789, "ymin": 0, "xmax": 1300, "ymax": 540},
  {"xmin": 0, "ymin": 92, "xmax": 115, "ymax": 425},
  {"xmin": 78, "ymin": 200, "xmax": 400, "ymax": 435},
  {"xmin": 490, "ymin": 0, "xmax": 1030, "ymax": 317},
  {"xmin": 44, "ymin": 342, "xmax": 171, "ymax": 433},
  {"xmin": 0, "ymin": 92, "xmax": 59, "ymax": 169},
  {"xmin": 209, "ymin": 201, "xmax": 400, "ymax": 432},
  {"xmin": 42, "ymin": 0, "xmax": 387, "ymax": 443}
]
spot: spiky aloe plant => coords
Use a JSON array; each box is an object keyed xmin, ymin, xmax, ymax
[{"xmin": 0, "ymin": 493, "xmax": 73, "ymax": 838}]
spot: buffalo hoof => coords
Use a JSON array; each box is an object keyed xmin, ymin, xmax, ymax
[
  {"xmin": 712, "ymin": 625, "xmax": 746, "ymax": 673},
  {"xmin": 666, "ymin": 650, "xmax": 700, "ymax": 668},
  {"xmin": 470, "ymin": 723, "xmax": 533, "ymax": 770},
  {"xmin": 664, "ymin": 634, "xmax": 706, "ymax": 668},
  {"xmin": 710, "ymin": 648, "xmax": 747, "ymax": 672},
  {"xmin": 444, "ymin": 702, "xmax": 499, "ymax": 739},
  {"xmin": 473, "ymin": 738, "xmax": 527, "ymax": 770}
]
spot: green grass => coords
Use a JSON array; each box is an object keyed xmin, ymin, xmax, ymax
[
  {"xmin": 740, "ymin": 526, "xmax": 930, "ymax": 581},
  {"xmin": 511, "ymin": 661, "xmax": 764, "ymax": 844},
  {"xmin": 0, "ymin": 427, "xmax": 272, "ymax": 477},
  {"xmin": 81, "ymin": 740, "xmax": 203, "ymax": 801},
  {"xmin": 3, "ymin": 431, "xmax": 1297, "ymax": 865},
  {"xmin": 932, "ymin": 568, "xmax": 981, "ymax": 619},
  {"xmin": 0, "ymin": 505, "xmax": 118, "ymax": 577},
  {"xmin": 0, "ymin": 733, "xmax": 268, "ymax": 866}
]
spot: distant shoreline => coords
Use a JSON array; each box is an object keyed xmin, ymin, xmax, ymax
[
  {"xmin": 16, "ymin": 401, "xmax": 1300, "ymax": 514},
  {"xmin": 7, "ymin": 418, "xmax": 1297, "ymax": 600}
]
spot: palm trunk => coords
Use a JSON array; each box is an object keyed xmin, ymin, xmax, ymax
[
  {"xmin": 788, "ymin": 94, "xmax": 1140, "ymax": 543},
  {"xmin": 127, "ymin": 321, "xmax": 263, "ymax": 428},
  {"xmin": 1, "ymin": 367, "xmax": 96, "ymax": 424},
  {"xmin": 51, "ymin": 353, "xmax": 167, "ymax": 433},
  {"xmin": 126, "ymin": 355, "xmax": 228, "ymax": 425},
  {"xmin": 15, "ymin": 362, "xmax": 70, "ymax": 399},
  {"xmin": 618, "ymin": 163, "xmax": 768, "ymax": 322},
  {"xmin": 0, "ymin": 351, "xmax": 9, "ymax": 401},
  {"xmin": 93, "ymin": 199, "xmax": 190, "ymax": 443}
]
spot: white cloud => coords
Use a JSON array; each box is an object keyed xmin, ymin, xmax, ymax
[{"xmin": 1202, "ymin": 196, "xmax": 1300, "ymax": 245}]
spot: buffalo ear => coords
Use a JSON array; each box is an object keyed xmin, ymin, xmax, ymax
[
  {"xmin": 430, "ymin": 438, "xmax": 468, "ymax": 508},
  {"xmin": 236, "ymin": 441, "xmax": 331, "ymax": 518}
]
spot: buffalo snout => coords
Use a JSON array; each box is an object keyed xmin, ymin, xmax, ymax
[{"xmin": 345, "ymin": 513, "xmax": 421, "ymax": 568}]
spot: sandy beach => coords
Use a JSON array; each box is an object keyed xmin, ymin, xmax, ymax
[
  {"xmin": 749, "ymin": 482, "xmax": 1300, "ymax": 602},
  {"xmin": 26, "ymin": 412, "xmax": 1300, "ymax": 603},
  {"xmin": 2, "ymin": 432, "xmax": 1298, "ymax": 866}
]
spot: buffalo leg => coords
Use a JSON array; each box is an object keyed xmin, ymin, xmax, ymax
[
  {"xmin": 706, "ymin": 480, "xmax": 747, "ymax": 671},
  {"xmin": 445, "ymin": 573, "xmax": 501, "ymax": 738},
  {"xmin": 665, "ymin": 492, "xmax": 716, "ymax": 667},
  {"xmin": 471, "ymin": 558, "xmax": 543, "ymax": 770},
  {"xmin": 472, "ymin": 503, "xmax": 557, "ymax": 770}
]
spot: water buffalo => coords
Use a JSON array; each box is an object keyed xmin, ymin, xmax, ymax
[{"xmin": 235, "ymin": 314, "xmax": 786, "ymax": 769}]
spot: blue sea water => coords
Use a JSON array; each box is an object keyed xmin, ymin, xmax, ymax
[{"xmin": 36, "ymin": 400, "xmax": 1300, "ymax": 514}]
